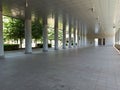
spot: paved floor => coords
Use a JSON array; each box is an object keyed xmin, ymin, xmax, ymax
[{"xmin": 0, "ymin": 46, "xmax": 120, "ymax": 90}]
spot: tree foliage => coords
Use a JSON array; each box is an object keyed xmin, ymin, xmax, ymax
[
  {"xmin": 32, "ymin": 18, "xmax": 43, "ymax": 41},
  {"xmin": 48, "ymin": 27, "xmax": 63, "ymax": 41},
  {"xmin": 3, "ymin": 16, "xmax": 24, "ymax": 47},
  {"xmin": 3, "ymin": 16, "xmax": 24, "ymax": 40}
]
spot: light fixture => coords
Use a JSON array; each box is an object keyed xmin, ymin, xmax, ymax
[
  {"xmin": 113, "ymin": 26, "xmax": 116, "ymax": 28},
  {"xmin": 113, "ymin": 24, "xmax": 116, "ymax": 28},
  {"xmin": 90, "ymin": 7, "xmax": 95, "ymax": 13},
  {"xmin": 26, "ymin": 0, "xmax": 28, "ymax": 7}
]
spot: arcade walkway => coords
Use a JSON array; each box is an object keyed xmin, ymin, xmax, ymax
[{"xmin": 0, "ymin": 46, "xmax": 120, "ymax": 90}]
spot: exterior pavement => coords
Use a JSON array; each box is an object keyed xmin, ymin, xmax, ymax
[{"xmin": 0, "ymin": 46, "xmax": 120, "ymax": 90}]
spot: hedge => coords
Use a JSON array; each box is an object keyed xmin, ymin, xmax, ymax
[
  {"xmin": 4, "ymin": 44, "xmax": 19, "ymax": 51},
  {"xmin": 37, "ymin": 44, "xmax": 52, "ymax": 48}
]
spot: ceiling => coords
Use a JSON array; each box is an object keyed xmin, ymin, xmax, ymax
[{"xmin": 2, "ymin": 0, "xmax": 120, "ymax": 36}]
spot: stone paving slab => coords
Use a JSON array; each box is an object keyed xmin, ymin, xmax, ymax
[{"xmin": 0, "ymin": 46, "xmax": 120, "ymax": 90}]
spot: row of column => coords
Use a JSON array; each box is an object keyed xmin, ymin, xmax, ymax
[
  {"xmin": 42, "ymin": 14, "xmax": 87, "ymax": 50},
  {"xmin": 0, "ymin": 4, "xmax": 87, "ymax": 58},
  {"xmin": 43, "ymin": 14, "xmax": 81, "ymax": 50}
]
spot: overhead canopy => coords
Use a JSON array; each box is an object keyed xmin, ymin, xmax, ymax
[{"xmin": 2, "ymin": 0, "xmax": 120, "ymax": 36}]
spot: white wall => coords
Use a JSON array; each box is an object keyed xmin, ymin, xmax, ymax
[
  {"xmin": 105, "ymin": 36, "xmax": 115, "ymax": 46},
  {"xmin": 86, "ymin": 33, "xmax": 115, "ymax": 46}
]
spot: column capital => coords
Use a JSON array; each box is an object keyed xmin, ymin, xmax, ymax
[{"xmin": 25, "ymin": 0, "xmax": 31, "ymax": 19}]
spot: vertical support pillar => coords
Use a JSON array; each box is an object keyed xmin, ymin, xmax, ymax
[
  {"xmin": 115, "ymin": 32, "xmax": 117, "ymax": 44},
  {"xmin": 42, "ymin": 15, "xmax": 48, "ymax": 52},
  {"xmin": 101, "ymin": 38, "xmax": 103, "ymax": 45},
  {"xmin": 116, "ymin": 31, "xmax": 118, "ymax": 44},
  {"xmin": 80, "ymin": 23, "xmax": 83, "ymax": 46},
  {"xmin": 69, "ymin": 17, "xmax": 72, "ymax": 48},
  {"xmin": 77, "ymin": 21, "xmax": 80, "ymax": 47},
  {"xmin": 82, "ymin": 24, "xmax": 85, "ymax": 46},
  {"xmin": 81, "ymin": 23, "xmax": 83, "ymax": 46},
  {"xmin": 62, "ymin": 14, "xmax": 66, "ymax": 49},
  {"xmin": 84, "ymin": 25, "xmax": 87, "ymax": 46},
  {"xmin": 118, "ymin": 29, "xmax": 120, "ymax": 44},
  {"xmin": 116, "ymin": 32, "xmax": 118, "ymax": 44},
  {"xmin": 0, "ymin": 2, "xmax": 4, "ymax": 58},
  {"xmin": 54, "ymin": 13, "xmax": 59, "ymax": 50},
  {"xmin": 118, "ymin": 31, "xmax": 119, "ymax": 44},
  {"xmin": 25, "ymin": 2, "xmax": 32, "ymax": 54},
  {"xmin": 73, "ymin": 19, "xmax": 76, "ymax": 47}
]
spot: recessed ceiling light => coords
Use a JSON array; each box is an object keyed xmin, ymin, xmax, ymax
[{"xmin": 26, "ymin": 0, "xmax": 28, "ymax": 7}]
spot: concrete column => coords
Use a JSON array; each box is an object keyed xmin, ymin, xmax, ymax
[
  {"xmin": 73, "ymin": 19, "xmax": 76, "ymax": 47},
  {"xmin": 115, "ymin": 32, "xmax": 117, "ymax": 44},
  {"xmin": 0, "ymin": 3, "xmax": 4, "ymax": 58},
  {"xmin": 115, "ymin": 32, "xmax": 116, "ymax": 44},
  {"xmin": 82, "ymin": 24, "xmax": 85, "ymax": 46},
  {"xmin": 116, "ymin": 31, "xmax": 118, "ymax": 44},
  {"xmin": 115, "ymin": 32, "xmax": 116, "ymax": 43},
  {"xmin": 80, "ymin": 23, "xmax": 83, "ymax": 46},
  {"xmin": 25, "ymin": 3, "xmax": 32, "ymax": 54},
  {"xmin": 81, "ymin": 24, "xmax": 84, "ymax": 46},
  {"xmin": 54, "ymin": 13, "xmax": 59, "ymax": 50},
  {"xmin": 25, "ymin": 19, "xmax": 32, "ymax": 54},
  {"xmin": 69, "ymin": 17, "xmax": 72, "ymax": 48},
  {"xmin": 101, "ymin": 38, "xmax": 103, "ymax": 45},
  {"xmin": 62, "ymin": 14, "xmax": 66, "ymax": 49},
  {"xmin": 84, "ymin": 25, "xmax": 87, "ymax": 46},
  {"xmin": 77, "ymin": 21, "xmax": 80, "ymax": 47},
  {"xmin": 42, "ymin": 15, "xmax": 48, "ymax": 52},
  {"xmin": 118, "ymin": 30, "xmax": 119, "ymax": 44},
  {"xmin": 118, "ymin": 29, "xmax": 120, "ymax": 44},
  {"xmin": 116, "ymin": 32, "xmax": 118, "ymax": 44}
]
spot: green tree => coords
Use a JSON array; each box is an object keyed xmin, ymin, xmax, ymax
[
  {"xmin": 48, "ymin": 27, "xmax": 63, "ymax": 45},
  {"xmin": 48, "ymin": 27, "xmax": 54, "ymax": 43},
  {"xmin": 3, "ymin": 16, "xmax": 24, "ymax": 48},
  {"xmin": 32, "ymin": 18, "xmax": 43, "ymax": 46}
]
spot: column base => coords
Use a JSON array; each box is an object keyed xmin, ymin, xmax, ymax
[
  {"xmin": 69, "ymin": 46, "xmax": 72, "ymax": 48},
  {"xmin": 0, "ymin": 55, "xmax": 5, "ymax": 59},
  {"xmin": 63, "ymin": 47, "xmax": 66, "ymax": 49},
  {"xmin": 54, "ymin": 48, "xmax": 59, "ymax": 50},
  {"xmin": 74, "ymin": 46, "xmax": 76, "ymax": 48},
  {"xmin": 25, "ymin": 52, "xmax": 32, "ymax": 54},
  {"xmin": 43, "ymin": 49, "xmax": 48, "ymax": 52}
]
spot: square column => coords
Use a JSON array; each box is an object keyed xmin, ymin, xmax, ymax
[
  {"xmin": 25, "ymin": 3, "xmax": 32, "ymax": 54},
  {"xmin": 81, "ymin": 23, "xmax": 83, "ymax": 46},
  {"xmin": 73, "ymin": 19, "xmax": 76, "ymax": 47},
  {"xmin": 0, "ymin": 3, "xmax": 4, "ymax": 58},
  {"xmin": 54, "ymin": 13, "xmax": 59, "ymax": 50},
  {"xmin": 118, "ymin": 30, "xmax": 120, "ymax": 44},
  {"xmin": 62, "ymin": 14, "xmax": 67, "ymax": 49},
  {"xmin": 69, "ymin": 17, "xmax": 72, "ymax": 48},
  {"xmin": 77, "ymin": 21, "xmax": 80, "ymax": 47},
  {"xmin": 42, "ymin": 15, "xmax": 48, "ymax": 52},
  {"xmin": 82, "ymin": 24, "xmax": 85, "ymax": 46},
  {"xmin": 84, "ymin": 25, "xmax": 87, "ymax": 46}
]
